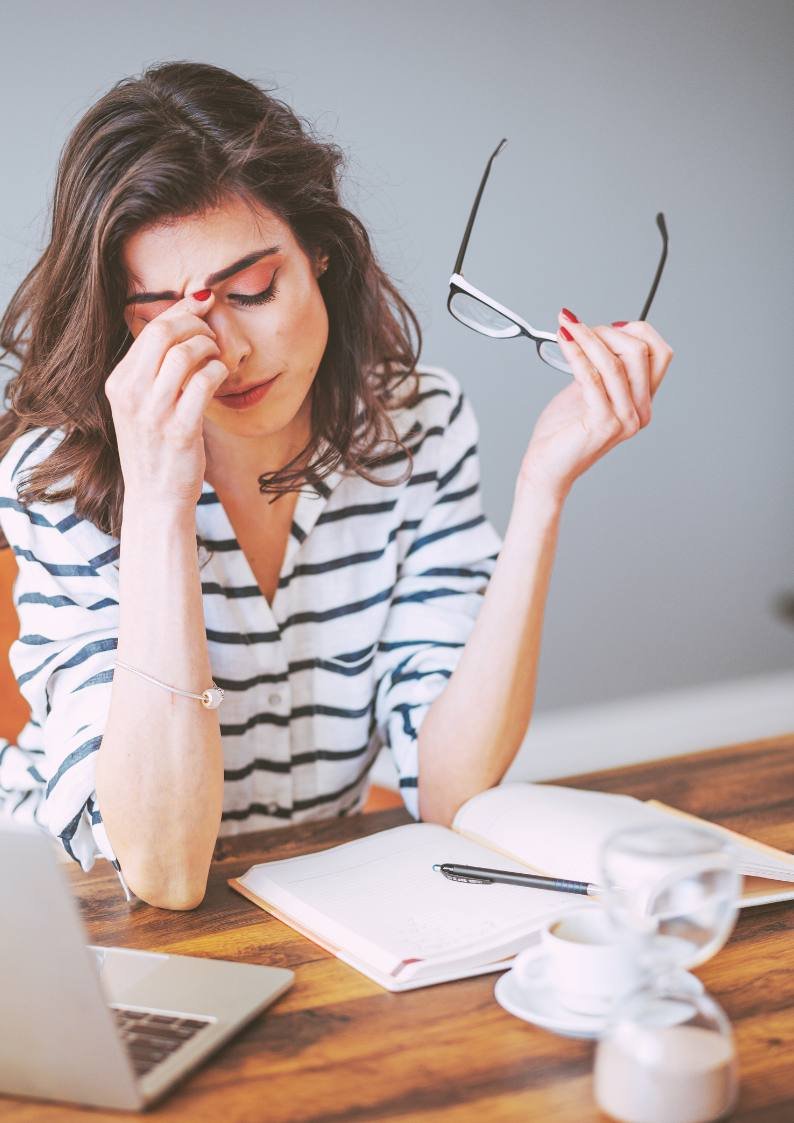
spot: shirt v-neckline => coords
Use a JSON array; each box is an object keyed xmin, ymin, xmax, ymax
[{"xmin": 197, "ymin": 447, "xmax": 346, "ymax": 621}]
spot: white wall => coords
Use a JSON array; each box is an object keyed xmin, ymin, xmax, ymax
[{"xmin": 371, "ymin": 670, "xmax": 794, "ymax": 790}]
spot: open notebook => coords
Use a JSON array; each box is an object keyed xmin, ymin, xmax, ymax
[{"xmin": 229, "ymin": 783, "xmax": 794, "ymax": 992}]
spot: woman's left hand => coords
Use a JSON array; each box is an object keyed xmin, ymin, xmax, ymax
[{"xmin": 516, "ymin": 309, "xmax": 674, "ymax": 503}]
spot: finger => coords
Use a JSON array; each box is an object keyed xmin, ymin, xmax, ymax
[
  {"xmin": 611, "ymin": 320, "xmax": 674, "ymax": 397},
  {"xmin": 555, "ymin": 326, "xmax": 619, "ymax": 433},
  {"xmin": 558, "ymin": 313, "xmax": 640, "ymax": 432},
  {"xmin": 172, "ymin": 359, "xmax": 229, "ymax": 433},
  {"xmin": 120, "ymin": 292, "xmax": 218, "ymax": 391},
  {"xmin": 147, "ymin": 335, "xmax": 223, "ymax": 415},
  {"xmin": 590, "ymin": 324, "xmax": 652, "ymax": 427}
]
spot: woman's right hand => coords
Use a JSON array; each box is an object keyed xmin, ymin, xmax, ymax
[{"xmin": 105, "ymin": 291, "xmax": 226, "ymax": 511}]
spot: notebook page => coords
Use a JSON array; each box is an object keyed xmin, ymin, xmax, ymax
[
  {"xmin": 236, "ymin": 822, "xmax": 576, "ymax": 976},
  {"xmin": 647, "ymin": 801, "xmax": 794, "ymax": 880},
  {"xmin": 231, "ymin": 877, "xmax": 543, "ymax": 990},
  {"xmin": 452, "ymin": 783, "xmax": 679, "ymax": 884},
  {"xmin": 453, "ymin": 784, "xmax": 794, "ymax": 891}
]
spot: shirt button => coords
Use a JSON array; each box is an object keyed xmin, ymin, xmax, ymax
[
  {"xmin": 265, "ymin": 801, "xmax": 279, "ymax": 815},
  {"xmin": 268, "ymin": 692, "xmax": 282, "ymax": 706}
]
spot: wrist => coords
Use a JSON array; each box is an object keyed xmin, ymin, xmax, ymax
[
  {"xmin": 512, "ymin": 473, "xmax": 568, "ymax": 520},
  {"xmin": 122, "ymin": 495, "xmax": 197, "ymax": 528}
]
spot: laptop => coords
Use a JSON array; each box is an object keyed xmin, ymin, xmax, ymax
[{"xmin": 0, "ymin": 819, "xmax": 294, "ymax": 1111}]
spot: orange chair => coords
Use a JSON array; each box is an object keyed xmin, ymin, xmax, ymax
[
  {"xmin": 362, "ymin": 782, "xmax": 403, "ymax": 812},
  {"xmin": 0, "ymin": 549, "xmax": 30, "ymax": 743}
]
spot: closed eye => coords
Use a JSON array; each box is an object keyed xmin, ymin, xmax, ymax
[
  {"xmin": 130, "ymin": 270, "xmax": 280, "ymax": 323},
  {"xmin": 231, "ymin": 271, "xmax": 279, "ymax": 307}
]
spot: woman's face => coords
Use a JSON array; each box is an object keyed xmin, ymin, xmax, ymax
[{"xmin": 121, "ymin": 194, "xmax": 329, "ymax": 448}]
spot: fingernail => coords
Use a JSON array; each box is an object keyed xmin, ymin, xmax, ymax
[
  {"xmin": 192, "ymin": 289, "xmax": 212, "ymax": 301},
  {"xmin": 611, "ymin": 321, "xmax": 628, "ymax": 327},
  {"xmin": 559, "ymin": 325, "xmax": 574, "ymax": 342},
  {"xmin": 561, "ymin": 307, "xmax": 579, "ymax": 323}
]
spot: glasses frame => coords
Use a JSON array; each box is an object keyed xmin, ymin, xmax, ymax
[{"xmin": 448, "ymin": 137, "xmax": 669, "ymax": 375}]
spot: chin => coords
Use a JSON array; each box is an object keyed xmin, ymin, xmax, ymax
[
  {"xmin": 211, "ymin": 404, "xmax": 287, "ymax": 438},
  {"xmin": 212, "ymin": 385, "xmax": 305, "ymax": 435}
]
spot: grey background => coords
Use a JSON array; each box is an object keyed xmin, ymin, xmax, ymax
[{"xmin": 1, "ymin": 0, "xmax": 791, "ymax": 714}]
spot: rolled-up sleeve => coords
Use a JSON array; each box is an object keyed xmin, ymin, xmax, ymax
[
  {"xmin": 0, "ymin": 435, "xmax": 133, "ymax": 900},
  {"xmin": 371, "ymin": 373, "xmax": 503, "ymax": 819}
]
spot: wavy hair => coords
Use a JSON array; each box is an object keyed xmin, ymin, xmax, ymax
[{"xmin": 0, "ymin": 60, "xmax": 423, "ymax": 549}]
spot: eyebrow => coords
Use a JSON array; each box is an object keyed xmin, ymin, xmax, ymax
[{"xmin": 124, "ymin": 245, "xmax": 283, "ymax": 305}]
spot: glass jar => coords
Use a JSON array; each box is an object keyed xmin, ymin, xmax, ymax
[
  {"xmin": 593, "ymin": 978, "xmax": 738, "ymax": 1123},
  {"xmin": 599, "ymin": 823, "xmax": 741, "ymax": 980}
]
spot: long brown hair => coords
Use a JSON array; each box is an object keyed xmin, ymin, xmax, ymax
[{"xmin": 0, "ymin": 60, "xmax": 423, "ymax": 549}]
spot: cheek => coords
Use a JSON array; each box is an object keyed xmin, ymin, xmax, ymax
[
  {"xmin": 277, "ymin": 285, "xmax": 329, "ymax": 350},
  {"xmin": 302, "ymin": 285, "xmax": 330, "ymax": 347}
]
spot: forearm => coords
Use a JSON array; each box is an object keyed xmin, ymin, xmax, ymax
[
  {"xmin": 417, "ymin": 482, "xmax": 563, "ymax": 825},
  {"xmin": 96, "ymin": 500, "xmax": 224, "ymax": 909}
]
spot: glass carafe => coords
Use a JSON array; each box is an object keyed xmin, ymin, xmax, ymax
[
  {"xmin": 593, "ymin": 823, "xmax": 742, "ymax": 1123},
  {"xmin": 594, "ymin": 979, "xmax": 738, "ymax": 1123}
]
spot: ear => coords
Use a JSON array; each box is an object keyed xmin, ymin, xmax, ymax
[{"xmin": 315, "ymin": 253, "xmax": 329, "ymax": 277}]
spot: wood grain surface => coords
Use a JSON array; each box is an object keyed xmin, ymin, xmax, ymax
[{"xmin": 1, "ymin": 734, "xmax": 792, "ymax": 1122}]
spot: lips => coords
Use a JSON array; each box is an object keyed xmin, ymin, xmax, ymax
[{"xmin": 215, "ymin": 376, "xmax": 277, "ymax": 399}]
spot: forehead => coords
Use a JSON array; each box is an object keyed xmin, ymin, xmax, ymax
[{"xmin": 121, "ymin": 194, "xmax": 291, "ymax": 284}]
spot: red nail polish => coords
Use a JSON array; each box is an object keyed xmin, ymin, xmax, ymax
[
  {"xmin": 611, "ymin": 321, "xmax": 628, "ymax": 327},
  {"xmin": 192, "ymin": 289, "xmax": 212, "ymax": 301},
  {"xmin": 559, "ymin": 325, "xmax": 574, "ymax": 342},
  {"xmin": 561, "ymin": 307, "xmax": 579, "ymax": 323}
]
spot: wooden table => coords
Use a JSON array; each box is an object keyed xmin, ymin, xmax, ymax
[{"xmin": 2, "ymin": 735, "xmax": 793, "ymax": 1121}]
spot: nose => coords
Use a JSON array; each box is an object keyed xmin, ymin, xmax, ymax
[{"xmin": 205, "ymin": 305, "xmax": 251, "ymax": 374}]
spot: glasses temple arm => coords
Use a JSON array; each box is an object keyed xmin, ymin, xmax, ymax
[
  {"xmin": 453, "ymin": 138, "xmax": 508, "ymax": 276},
  {"xmin": 638, "ymin": 212, "xmax": 669, "ymax": 322}
]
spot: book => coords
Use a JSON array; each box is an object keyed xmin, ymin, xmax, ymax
[{"xmin": 228, "ymin": 782, "xmax": 794, "ymax": 992}]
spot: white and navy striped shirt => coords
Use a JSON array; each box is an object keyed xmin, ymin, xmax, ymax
[{"xmin": 0, "ymin": 366, "xmax": 503, "ymax": 899}]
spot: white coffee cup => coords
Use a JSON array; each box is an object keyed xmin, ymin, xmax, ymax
[{"xmin": 512, "ymin": 905, "xmax": 645, "ymax": 1017}]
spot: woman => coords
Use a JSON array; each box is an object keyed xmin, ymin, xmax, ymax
[{"xmin": 0, "ymin": 61, "xmax": 673, "ymax": 910}]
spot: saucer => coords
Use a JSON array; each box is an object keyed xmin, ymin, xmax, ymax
[{"xmin": 494, "ymin": 957, "xmax": 704, "ymax": 1040}]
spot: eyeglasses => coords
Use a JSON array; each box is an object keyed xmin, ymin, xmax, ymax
[{"xmin": 447, "ymin": 138, "xmax": 669, "ymax": 375}]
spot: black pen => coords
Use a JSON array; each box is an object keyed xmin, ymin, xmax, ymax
[{"xmin": 432, "ymin": 862, "xmax": 603, "ymax": 898}]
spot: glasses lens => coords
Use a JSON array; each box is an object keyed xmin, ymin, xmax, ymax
[
  {"xmin": 449, "ymin": 291, "xmax": 521, "ymax": 338},
  {"xmin": 537, "ymin": 338, "xmax": 573, "ymax": 375}
]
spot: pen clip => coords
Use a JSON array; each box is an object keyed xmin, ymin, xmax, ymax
[{"xmin": 441, "ymin": 871, "xmax": 493, "ymax": 885}]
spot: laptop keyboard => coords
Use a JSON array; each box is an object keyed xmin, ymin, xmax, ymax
[{"xmin": 110, "ymin": 1006, "xmax": 213, "ymax": 1077}]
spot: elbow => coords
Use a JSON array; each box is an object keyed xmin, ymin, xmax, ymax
[
  {"xmin": 102, "ymin": 820, "xmax": 214, "ymax": 911},
  {"xmin": 152, "ymin": 886, "xmax": 207, "ymax": 911},
  {"xmin": 136, "ymin": 883, "xmax": 207, "ymax": 911},
  {"xmin": 417, "ymin": 783, "xmax": 462, "ymax": 829},
  {"xmin": 421, "ymin": 807, "xmax": 457, "ymax": 829},
  {"xmin": 125, "ymin": 869, "xmax": 209, "ymax": 911}
]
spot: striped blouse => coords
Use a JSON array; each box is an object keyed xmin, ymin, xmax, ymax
[{"xmin": 0, "ymin": 365, "xmax": 503, "ymax": 900}]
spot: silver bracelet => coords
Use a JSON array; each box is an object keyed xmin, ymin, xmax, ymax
[{"xmin": 113, "ymin": 659, "xmax": 225, "ymax": 709}]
